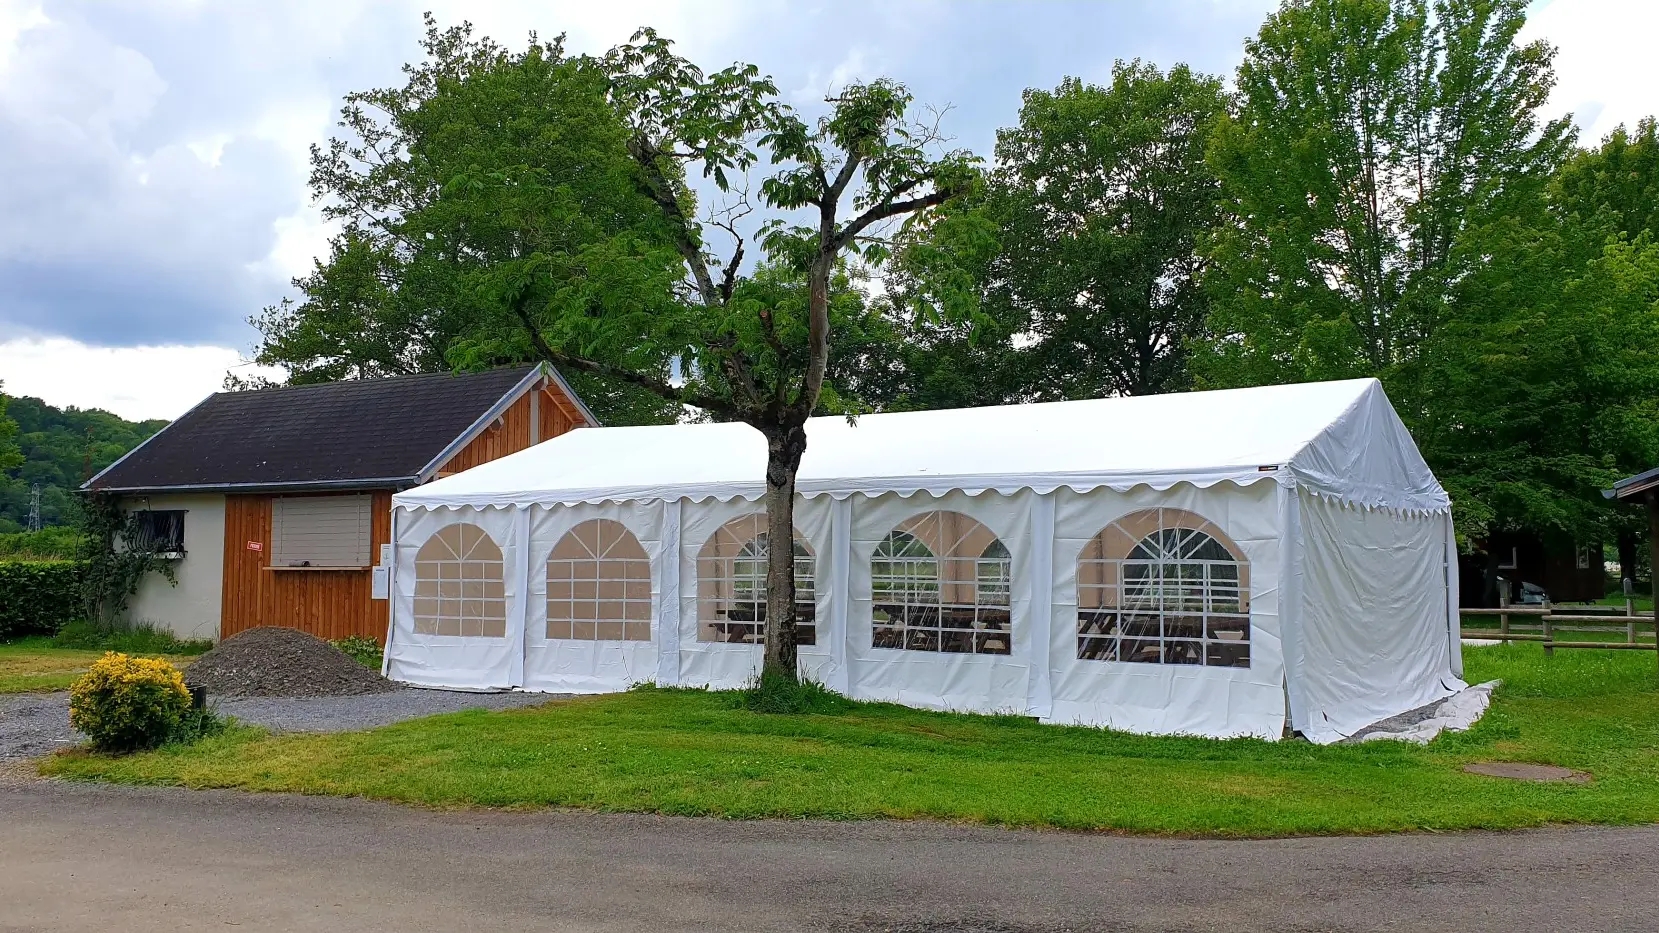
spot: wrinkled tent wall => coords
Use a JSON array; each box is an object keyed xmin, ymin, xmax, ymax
[{"xmin": 1285, "ymin": 491, "xmax": 1463, "ymax": 743}]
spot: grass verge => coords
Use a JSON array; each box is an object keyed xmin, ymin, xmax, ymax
[
  {"xmin": 38, "ymin": 644, "xmax": 1659, "ymax": 836},
  {"xmin": 0, "ymin": 636, "xmax": 196, "ymax": 694}
]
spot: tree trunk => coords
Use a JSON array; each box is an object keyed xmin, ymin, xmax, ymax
[
  {"xmin": 761, "ymin": 423, "xmax": 808, "ymax": 679},
  {"xmin": 1617, "ymin": 529, "xmax": 1638, "ymax": 590}
]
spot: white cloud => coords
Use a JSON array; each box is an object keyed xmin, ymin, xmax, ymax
[
  {"xmin": 0, "ymin": 337, "xmax": 282, "ymax": 421},
  {"xmin": 1522, "ymin": 0, "xmax": 1659, "ymax": 142}
]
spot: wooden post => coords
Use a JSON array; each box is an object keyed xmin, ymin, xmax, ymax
[
  {"xmin": 1498, "ymin": 587, "xmax": 1510, "ymax": 642},
  {"xmin": 1542, "ymin": 597, "xmax": 1554, "ymax": 658},
  {"xmin": 1626, "ymin": 577, "xmax": 1636, "ymax": 644}
]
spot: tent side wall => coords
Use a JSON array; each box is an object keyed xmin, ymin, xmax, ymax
[{"xmin": 1286, "ymin": 490, "xmax": 1464, "ymax": 744}]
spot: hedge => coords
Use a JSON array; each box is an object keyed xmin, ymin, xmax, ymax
[{"xmin": 0, "ymin": 560, "xmax": 84, "ymax": 639}]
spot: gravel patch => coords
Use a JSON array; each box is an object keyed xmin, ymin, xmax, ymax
[
  {"xmin": 0, "ymin": 688, "xmax": 566, "ymax": 760},
  {"xmin": 185, "ymin": 627, "xmax": 396, "ymax": 697},
  {"xmin": 0, "ymin": 693, "xmax": 80, "ymax": 760}
]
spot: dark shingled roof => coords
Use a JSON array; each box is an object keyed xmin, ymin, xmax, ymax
[{"xmin": 87, "ymin": 367, "xmax": 538, "ymax": 493}]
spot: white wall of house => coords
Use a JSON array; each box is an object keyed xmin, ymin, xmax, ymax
[{"xmin": 126, "ymin": 493, "xmax": 226, "ymax": 640}]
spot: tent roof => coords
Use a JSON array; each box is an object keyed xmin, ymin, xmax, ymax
[{"xmin": 395, "ymin": 377, "xmax": 1450, "ymax": 514}]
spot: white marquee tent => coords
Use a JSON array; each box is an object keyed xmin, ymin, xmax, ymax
[{"xmin": 385, "ymin": 377, "xmax": 1464, "ymax": 743}]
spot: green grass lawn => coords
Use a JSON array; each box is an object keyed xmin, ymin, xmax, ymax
[
  {"xmin": 38, "ymin": 644, "xmax": 1659, "ymax": 837},
  {"xmin": 0, "ymin": 636, "xmax": 197, "ymax": 694}
]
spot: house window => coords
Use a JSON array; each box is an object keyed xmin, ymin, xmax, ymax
[
  {"xmin": 696, "ymin": 514, "xmax": 816, "ymax": 645},
  {"xmin": 272, "ymin": 495, "xmax": 373, "ymax": 568},
  {"xmin": 1576, "ymin": 545, "xmax": 1592, "ymax": 571},
  {"xmin": 871, "ymin": 511, "xmax": 1011, "ymax": 655},
  {"xmin": 413, "ymin": 523, "xmax": 506, "ymax": 637},
  {"xmin": 1076, "ymin": 508, "xmax": 1250, "ymax": 668},
  {"xmin": 132, "ymin": 510, "xmax": 185, "ymax": 555},
  {"xmin": 546, "ymin": 519, "xmax": 653, "ymax": 641}
]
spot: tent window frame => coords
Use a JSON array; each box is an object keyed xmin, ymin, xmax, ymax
[
  {"xmin": 413, "ymin": 523, "xmax": 508, "ymax": 638},
  {"xmin": 546, "ymin": 519, "xmax": 653, "ymax": 642},
  {"xmin": 696, "ymin": 514, "xmax": 816, "ymax": 646},
  {"xmin": 1076, "ymin": 507, "xmax": 1250, "ymax": 668},
  {"xmin": 871, "ymin": 510, "xmax": 1012, "ymax": 656}
]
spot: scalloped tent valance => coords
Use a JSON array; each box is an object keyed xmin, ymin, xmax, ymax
[{"xmin": 392, "ymin": 378, "xmax": 1449, "ymax": 516}]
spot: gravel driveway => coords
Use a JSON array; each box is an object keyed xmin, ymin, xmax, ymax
[{"xmin": 0, "ymin": 689, "xmax": 560, "ymax": 760}]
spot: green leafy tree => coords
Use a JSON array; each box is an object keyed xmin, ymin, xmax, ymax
[
  {"xmin": 1551, "ymin": 117, "xmax": 1659, "ymax": 254},
  {"xmin": 0, "ymin": 393, "xmax": 166, "ymax": 532},
  {"xmin": 250, "ymin": 17, "xmax": 683, "ymax": 425},
  {"xmin": 0, "ymin": 385, "xmax": 21, "ymax": 477},
  {"xmin": 458, "ymin": 31, "xmax": 978, "ymax": 678},
  {"xmin": 987, "ymin": 63, "xmax": 1230, "ymax": 397},
  {"xmin": 1197, "ymin": 0, "xmax": 1570, "ymax": 393}
]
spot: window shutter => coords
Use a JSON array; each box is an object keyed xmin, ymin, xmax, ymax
[{"xmin": 271, "ymin": 495, "xmax": 372, "ymax": 567}]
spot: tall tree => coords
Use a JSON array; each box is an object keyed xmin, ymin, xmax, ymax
[
  {"xmin": 0, "ymin": 385, "xmax": 22, "ymax": 477},
  {"xmin": 987, "ymin": 63, "xmax": 1230, "ymax": 398},
  {"xmin": 1196, "ymin": 0, "xmax": 1571, "ymax": 393},
  {"xmin": 251, "ymin": 17, "xmax": 684, "ymax": 425},
  {"xmin": 1551, "ymin": 117, "xmax": 1659, "ymax": 253},
  {"xmin": 454, "ymin": 31, "xmax": 978, "ymax": 680}
]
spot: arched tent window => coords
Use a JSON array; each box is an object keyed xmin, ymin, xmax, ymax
[
  {"xmin": 1076, "ymin": 508, "xmax": 1250, "ymax": 667},
  {"xmin": 414, "ymin": 523, "xmax": 507, "ymax": 637},
  {"xmin": 547, "ymin": 519, "xmax": 653, "ymax": 641},
  {"xmin": 872, "ymin": 511, "xmax": 1011, "ymax": 655},
  {"xmin": 696, "ymin": 514, "xmax": 816, "ymax": 645}
]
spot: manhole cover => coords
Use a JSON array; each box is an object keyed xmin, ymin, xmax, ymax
[{"xmin": 1463, "ymin": 761, "xmax": 1590, "ymax": 783}]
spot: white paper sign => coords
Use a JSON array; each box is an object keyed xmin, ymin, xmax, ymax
[
  {"xmin": 371, "ymin": 565, "xmax": 390, "ymax": 600},
  {"xmin": 380, "ymin": 543, "xmax": 393, "ymax": 565}
]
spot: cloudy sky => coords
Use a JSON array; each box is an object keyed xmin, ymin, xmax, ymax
[{"xmin": 0, "ymin": 0, "xmax": 1652, "ymax": 421}]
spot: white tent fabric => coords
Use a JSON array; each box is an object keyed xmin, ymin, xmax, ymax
[
  {"xmin": 393, "ymin": 378, "xmax": 1449, "ymax": 514},
  {"xmin": 386, "ymin": 378, "xmax": 1464, "ymax": 742}
]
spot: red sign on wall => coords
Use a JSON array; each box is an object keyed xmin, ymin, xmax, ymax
[{"xmin": 246, "ymin": 541, "xmax": 263, "ymax": 551}]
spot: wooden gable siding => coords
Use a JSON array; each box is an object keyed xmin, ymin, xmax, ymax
[
  {"xmin": 438, "ymin": 379, "xmax": 587, "ymax": 477},
  {"xmin": 221, "ymin": 491, "xmax": 393, "ymax": 643}
]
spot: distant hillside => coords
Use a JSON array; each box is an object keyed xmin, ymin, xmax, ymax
[{"xmin": 0, "ymin": 395, "xmax": 168, "ymax": 532}]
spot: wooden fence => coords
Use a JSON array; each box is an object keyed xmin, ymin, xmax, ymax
[{"xmin": 1460, "ymin": 600, "xmax": 1659, "ymax": 676}]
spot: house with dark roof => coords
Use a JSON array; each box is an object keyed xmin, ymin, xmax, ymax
[{"xmin": 83, "ymin": 364, "xmax": 595, "ymax": 642}]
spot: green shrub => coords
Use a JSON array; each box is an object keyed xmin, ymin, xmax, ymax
[
  {"xmin": 734, "ymin": 669, "xmax": 854, "ymax": 715},
  {"xmin": 0, "ymin": 527, "xmax": 87, "ymax": 560},
  {"xmin": 168, "ymin": 702, "xmax": 230, "ymax": 746},
  {"xmin": 0, "ymin": 560, "xmax": 84, "ymax": 640},
  {"xmin": 68, "ymin": 652, "xmax": 192, "ymax": 753},
  {"xmin": 49, "ymin": 619, "xmax": 213, "ymax": 655},
  {"xmin": 329, "ymin": 635, "xmax": 383, "ymax": 669}
]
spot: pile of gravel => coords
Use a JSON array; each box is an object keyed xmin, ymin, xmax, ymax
[{"xmin": 184, "ymin": 626, "xmax": 397, "ymax": 698}]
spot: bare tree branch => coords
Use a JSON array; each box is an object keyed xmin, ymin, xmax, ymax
[
  {"xmin": 833, "ymin": 184, "xmax": 959, "ymax": 251},
  {"xmin": 508, "ymin": 293, "xmax": 744, "ymax": 420}
]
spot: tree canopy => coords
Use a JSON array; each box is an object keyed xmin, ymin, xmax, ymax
[
  {"xmin": 251, "ymin": 17, "xmax": 685, "ymax": 425},
  {"xmin": 0, "ymin": 393, "xmax": 166, "ymax": 532},
  {"xmin": 987, "ymin": 63, "xmax": 1229, "ymax": 398}
]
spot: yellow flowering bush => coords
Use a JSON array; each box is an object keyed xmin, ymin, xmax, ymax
[{"xmin": 69, "ymin": 652, "xmax": 191, "ymax": 753}]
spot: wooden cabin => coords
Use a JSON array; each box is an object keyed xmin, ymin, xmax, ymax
[{"xmin": 82, "ymin": 365, "xmax": 594, "ymax": 643}]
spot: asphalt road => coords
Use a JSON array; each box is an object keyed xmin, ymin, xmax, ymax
[{"xmin": 2, "ymin": 779, "xmax": 1654, "ymax": 933}]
